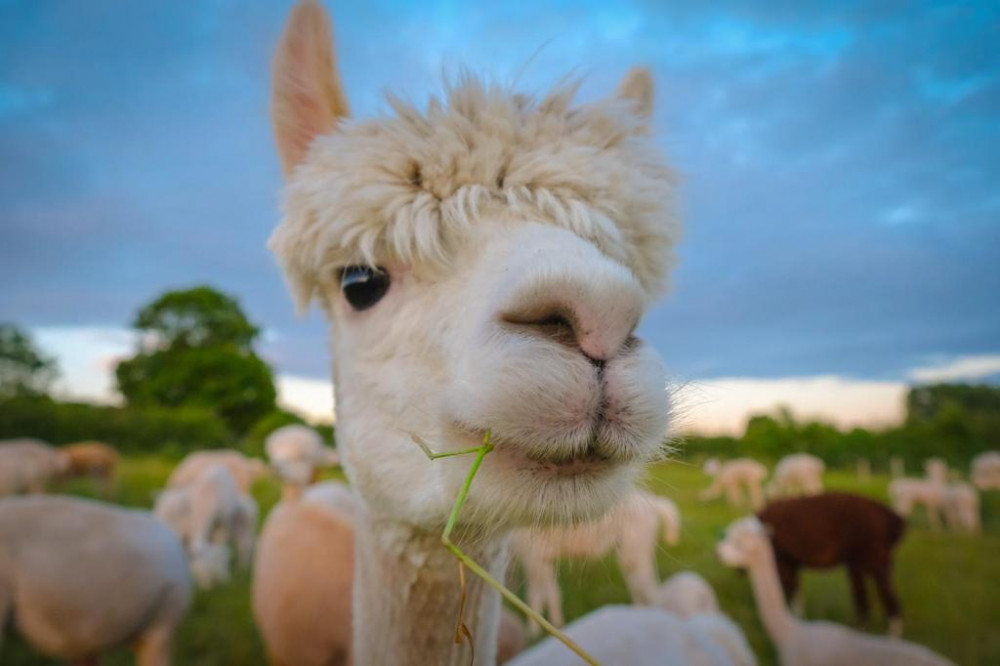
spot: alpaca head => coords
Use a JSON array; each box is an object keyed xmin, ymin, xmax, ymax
[
  {"xmin": 716, "ymin": 516, "xmax": 771, "ymax": 569},
  {"xmin": 269, "ymin": 2, "xmax": 680, "ymax": 529},
  {"xmin": 924, "ymin": 457, "xmax": 947, "ymax": 483}
]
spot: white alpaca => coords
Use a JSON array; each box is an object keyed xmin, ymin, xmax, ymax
[
  {"xmin": 654, "ymin": 570, "xmax": 720, "ymax": 617},
  {"xmin": 889, "ymin": 458, "xmax": 948, "ymax": 529},
  {"xmin": 971, "ymin": 451, "xmax": 1000, "ymax": 491},
  {"xmin": 717, "ymin": 516, "xmax": 954, "ymax": 666},
  {"xmin": 0, "ymin": 496, "xmax": 191, "ymax": 665},
  {"xmin": 700, "ymin": 458, "xmax": 768, "ymax": 508},
  {"xmin": 511, "ymin": 490, "xmax": 680, "ymax": 632},
  {"xmin": 0, "ymin": 438, "xmax": 67, "ymax": 495},
  {"xmin": 508, "ymin": 605, "xmax": 756, "ymax": 666},
  {"xmin": 167, "ymin": 448, "xmax": 270, "ymax": 493},
  {"xmin": 155, "ymin": 463, "xmax": 258, "ymax": 588},
  {"xmin": 767, "ymin": 453, "xmax": 825, "ymax": 498},
  {"xmin": 267, "ymin": 0, "xmax": 680, "ymax": 661},
  {"xmin": 265, "ymin": 424, "xmax": 340, "ymax": 489},
  {"xmin": 943, "ymin": 481, "xmax": 980, "ymax": 533}
]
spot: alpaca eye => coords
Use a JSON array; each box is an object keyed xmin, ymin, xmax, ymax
[{"xmin": 340, "ymin": 266, "xmax": 390, "ymax": 311}]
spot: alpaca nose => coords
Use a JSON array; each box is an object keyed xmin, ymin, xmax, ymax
[{"xmin": 497, "ymin": 233, "xmax": 645, "ymax": 363}]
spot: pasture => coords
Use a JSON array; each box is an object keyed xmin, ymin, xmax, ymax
[{"xmin": 6, "ymin": 457, "xmax": 999, "ymax": 665}]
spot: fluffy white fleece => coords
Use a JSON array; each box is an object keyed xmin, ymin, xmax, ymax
[{"xmin": 269, "ymin": 76, "xmax": 680, "ymax": 313}]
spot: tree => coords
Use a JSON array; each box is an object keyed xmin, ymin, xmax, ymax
[
  {"xmin": 116, "ymin": 287, "xmax": 277, "ymax": 435},
  {"xmin": 133, "ymin": 286, "xmax": 260, "ymax": 352},
  {"xmin": 0, "ymin": 324, "xmax": 58, "ymax": 399}
]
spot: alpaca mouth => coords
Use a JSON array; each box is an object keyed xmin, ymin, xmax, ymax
[{"xmin": 521, "ymin": 441, "xmax": 611, "ymax": 475}]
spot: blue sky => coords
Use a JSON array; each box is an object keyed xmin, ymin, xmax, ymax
[{"xmin": 1, "ymin": 1, "xmax": 998, "ymax": 428}]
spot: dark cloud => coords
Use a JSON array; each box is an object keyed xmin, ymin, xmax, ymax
[{"xmin": 1, "ymin": 0, "xmax": 997, "ymax": 383}]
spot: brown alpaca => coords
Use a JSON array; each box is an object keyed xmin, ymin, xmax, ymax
[
  {"xmin": 60, "ymin": 441, "xmax": 119, "ymax": 492},
  {"xmin": 757, "ymin": 492, "xmax": 906, "ymax": 637}
]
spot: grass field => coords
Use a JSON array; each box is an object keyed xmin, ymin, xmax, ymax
[{"xmin": 6, "ymin": 456, "xmax": 1000, "ymax": 665}]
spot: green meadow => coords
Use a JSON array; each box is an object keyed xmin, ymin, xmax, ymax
[{"xmin": 6, "ymin": 457, "xmax": 999, "ymax": 665}]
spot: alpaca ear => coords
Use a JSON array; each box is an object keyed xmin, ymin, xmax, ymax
[
  {"xmin": 272, "ymin": 0, "xmax": 350, "ymax": 176},
  {"xmin": 617, "ymin": 67, "xmax": 654, "ymax": 119}
]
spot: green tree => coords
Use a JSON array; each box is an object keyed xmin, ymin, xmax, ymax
[
  {"xmin": 116, "ymin": 287, "xmax": 277, "ymax": 435},
  {"xmin": 0, "ymin": 324, "xmax": 58, "ymax": 399}
]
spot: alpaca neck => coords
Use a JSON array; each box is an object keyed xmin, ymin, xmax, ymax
[
  {"xmin": 281, "ymin": 483, "xmax": 304, "ymax": 502},
  {"xmin": 352, "ymin": 508, "xmax": 506, "ymax": 665},
  {"xmin": 746, "ymin": 540, "xmax": 796, "ymax": 646}
]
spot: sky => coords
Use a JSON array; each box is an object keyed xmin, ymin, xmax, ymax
[{"xmin": 2, "ymin": 1, "xmax": 998, "ymax": 433}]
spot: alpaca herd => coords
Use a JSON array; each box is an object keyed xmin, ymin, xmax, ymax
[{"xmin": 0, "ymin": 2, "xmax": 992, "ymax": 664}]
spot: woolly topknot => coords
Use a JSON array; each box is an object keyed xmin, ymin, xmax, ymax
[{"xmin": 269, "ymin": 74, "xmax": 680, "ymax": 312}]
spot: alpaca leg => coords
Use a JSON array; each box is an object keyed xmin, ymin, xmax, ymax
[
  {"xmin": 524, "ymin": 568, "xmax": 546, "ymax": 637},
  {"xmin": 873, "ymin": 562, "xmax": 902, "ymax": 637},
  {"xmin": 847, "ymin": 564, "xmax": 870, "ymax": 626},
  {"xmin": 926, "ymin": 501, "xmax": 942, "ymax": 530},
  {"xmin": 725, "ymin": 481, "xmax": 741, "ymax": 507},
  {"xmin": 775, "ymin": 556, "xmax": 800, "ymax": 615},
  {"xmin": 134, "ymin": 622, "xmax": 173, "ymax": 666},
  {"xmin": 542, "ymin": 564, "xmax": 564, "ymax": 629},
  {"xmin": 618, "ymin": 544, "xmax": 658, "ymax": 605}
]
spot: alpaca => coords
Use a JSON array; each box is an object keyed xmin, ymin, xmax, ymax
[
  {"xmin": 508, "ymin": 605, "xmax": 756, "ymax": 666},
  {"xmin": 59, "ymin": 441, "xmax": 119, "ymax": 493},
  {"xmin": 767, "ymin": 453, "xmax": 824, "ymax": 498},
  {"xmin": 654, "ymin": 570, "xmax": 720, "ymax": 617},
  {"xmin": 758, "ymin": 492, "xmax": 905, "ymax": 635},
  {"xmin": 167, "ymin": 448, "xmax": 270, "ymax": 493},
  {"xmin": 0, "ymin": 438, "xmax": 67, "ymax": 495},
  {"xmin": 700, "ymin": 458, "xmax": 768, "ymax": 508},
  {"xmin": 155, "ymin": 463, "xmax": 258, "ymax": 588},
  {"xmin": 717, "ymin": 516, "xmax": 954, "ymax": 666},
  {"xmin": 971, "ymin": 451, "xmax": 1000, "ymax": 490},
  {"xmin": 253, "ymin": 481, "xmax": 357, "ymax": 666},
  {"xmin": 889, "ymin": 459, "xmax": 948, "ymax": 529},
  {"xmin": 510, "ymin": 490, "xmax": 680, "ymax": 633},
  {"xmin": 265, "ymin": 424, "xmax": 340, "ymax": 489},
  {"xmin": 0, "ymin": 495, "xmax": 192, "ymax": 665},
  {"xmin": 266, "ymin": 0, "xmax": 679, "ymax": 661},
  {"xmin": 942, "ymin": 481, "xmax": 980, "ymax": 533}
]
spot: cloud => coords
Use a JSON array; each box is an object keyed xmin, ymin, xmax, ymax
[
  {"xmin": 906, "ymin": 354, "xmax": 1000, "ymax": 383},
  {"xmin": 33, "ymin": 326, "xmax": 136, "ymax": 403},
  {"xmin": 674, "ymin": 375, "xmax": 907, "ymax": 436}
]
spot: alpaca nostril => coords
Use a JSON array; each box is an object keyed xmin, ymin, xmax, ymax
[{"xmin": 501, "ymin": 307, "xmax": 578, "ymax": 348}]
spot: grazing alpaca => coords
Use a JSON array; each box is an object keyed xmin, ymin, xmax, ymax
[
  {"xmin": 155, "ymin": 463, "xmax": 258, "ymax": 588},
  {"xmin": 971, "ymin": 451, "xmax": 1000, "ymax": 491},
  {"xmin": 718, "ymin": 516, "xmax": 953, "ymax": 666},
  {"xmin": 700, "ymin": 457, "xmax": 768, "ymax": 508},
  {"xmin": 0, "ymin": 438, "xmax": 67, "ymax": 495},
  {"xmin": 508, "ymin": 605, "xmax": 756, "ymax": 666},
  {"xmin": 889, "ymin": 458, "xmax": 948, "ymax": 529},
  {"xmin": 267, "ymin": 0, "xmax": 679, "ymax": 661},
  {"xmin": 767, "ymin": 453, "xmax": 824, "ymax": 498},
  {"xmin": 0, "ymin": 496, "xmax": 192, "ymax": 665},
  {"xmin": 511, "ymin": 489, "xmax": 680, "ymax": 632},
  {"xmin": 59, "ymin": 441, "xmax": 119, "ymax": 493},
  {"xmin": 265, "ymin": 424, "xmax": 340, "ymax": 490},
  {"xmin": 168, "ymin": 448, "xmax": 270, "ymax": 493},
  {"xmin": 757, "ymin": 492, "xmax": 905, "ymax": 635},
  {"xmin": 943, "ymin": 481, "xmax": 980, "ymax": 533},
  {"xmin": 654, "ymin": 570, "xmax": 720, "ymax": 617}
]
